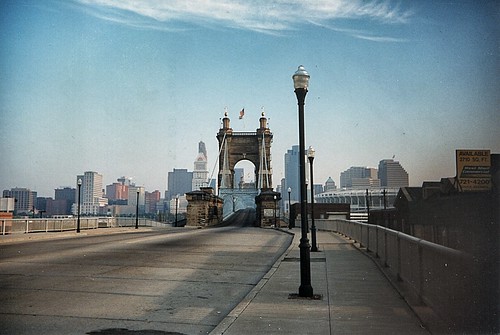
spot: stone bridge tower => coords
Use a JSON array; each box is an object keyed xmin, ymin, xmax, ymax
[{"xmin": 216, "ymin": 111, "xmax": 273, "ymax": 191}]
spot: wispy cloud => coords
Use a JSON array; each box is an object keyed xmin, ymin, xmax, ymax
[
  {"xmin": 352, "ymin": 34, "xmax": 408, "ymax": 43},
  {"xmin": 309, "ymin": 22, "xmax": 408, "ymax": 43},
  {"xmin": 76, "ymin": 0, "xmax": 413, "ymax": 38}
]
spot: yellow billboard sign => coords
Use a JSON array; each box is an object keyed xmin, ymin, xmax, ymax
[{"xmin": 456, "ymin": 149, "xmax": 491, "ymax": 191}]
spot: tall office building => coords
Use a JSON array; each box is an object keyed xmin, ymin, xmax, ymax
[
  {"xmin": 378, "ymin": 159, "xmax": 409, "ymax": 188},
  {"xmin": 284, "ymin": 145, "xmax": 300, "ymax": 202},
  {"xmin": 145, "ymin": 190, "xmax": 161, "ymax": 214},
  {"xmin": 166, "ymin": 169, "xmax": 193, "ymax": 201},
  {"xmin": 54, "ymin": 187, "xmax": 76, "ymax": 214},
  {"xmin": 324, "ymin": 177, "xmax": 336, "ymax": 192},
  {"xmin": 128, "ymin": 185, "xmax": 145, "ymax": 213},
  {"xmin": 340, "ymin": 167, "xmax": 379, "ymax": 189},
  {"xmin": 233, "ymin": 168, "xmax": 244, "ymax": 188},
  {"xmin": 313, "ymin": 184, "xmax": 324, "ymax": 195},
  {"xmin": 2, "ymin": 188, "xmax": 36, "ymax": 214},
  {"xmin": 106, "ymin": 180, "xmax": 129, "ymax": 202},
  {"xmin": 192, "ymin": 141, "xmax": 209, "ymax": 191},
  {"xmin": 75, "ymin": 171, "xmax": 108, "ymax": 215}
]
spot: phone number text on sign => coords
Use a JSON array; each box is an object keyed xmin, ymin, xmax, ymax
[{"xmin": 456, "ymin": 150, "xmax": 491, "ymax": 192}]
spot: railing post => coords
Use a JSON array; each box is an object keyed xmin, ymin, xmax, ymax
[
  {"xmin": 366, "ymin": 224, "xmax": 370, "ymax": 252},
  {"xmin": 384, "ymin": 228, "xmax": 388, "ymax": 267},
  {"xmin": 25, "ymin": 219, "xmax": 29, "ymax": 234},
  {"xmin": 418, "ymin": 240, "xmax": 424, "ymax": 303},
  {"xmin": 397, "ymin": 232, "xmax": 402, "ymax": 281},
  {"xmin": 2, "ymin": 220, "xmax": 5, "ymax": 235}
]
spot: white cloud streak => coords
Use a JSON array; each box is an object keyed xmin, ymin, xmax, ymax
[{"xmin": 76, "ymin": 0, "xmax": 412, "ymax": 39}]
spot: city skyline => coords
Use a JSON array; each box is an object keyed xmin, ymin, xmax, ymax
[{"xmin": 1, "ymin": 1, "xmax": 498, "ymax": 197}]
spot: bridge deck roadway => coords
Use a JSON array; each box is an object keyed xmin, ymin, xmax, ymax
[
  {"xmin": 212, "ymin": 229, "xmax": 432, "ymax": 335},
  {"xmin": 1, "ymin": 223, "xmax": 434, "ymax": 334},
  {"xmin": 0, "ymin": 221, "xmax": 292, "ymax": 335}
]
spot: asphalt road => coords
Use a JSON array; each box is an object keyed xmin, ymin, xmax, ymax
[{"xmin": 0, "ymin": 209, "xmax": 292, "ymax": 335}]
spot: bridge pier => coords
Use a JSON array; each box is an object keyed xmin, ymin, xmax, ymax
[
  {"xmin": 185, "ymin": 187, "xmax": 223, "ymax": 227},
  {"xmin": 255, "ymin": 190, "xmax": 281, "ymax": 227}
]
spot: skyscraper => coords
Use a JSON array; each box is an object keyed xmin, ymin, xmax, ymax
[
  {"xmin": 192, "ymin": 141, "xmax": 209, "ymax": 191},
  {"xmin": 75, "ymin": 171, "xmax": 108, "ymax": 215},
  {"xmin": 284, "ymin": 145, "xmax": 300, "ymax": 202},
  {"xmin": 54, "ymin": 187, "xmax": 76, "ymax": 214},
  {"xmin": 128, "ymin": 185, "xmax": 145, "ymax": 213},
  {"xmin": 145, "ymin": 190, "xmax": 161, "ymax": 214},
  {"xmin": 233, "ymin": 168, "xmax": 244, "ymax": 188},
  {"xmin": 2, "ymin": 188, "xmax": 36, "ymax": 215},
  {"xmin": 166, "ymin": 169, "xmax": 193, "ymax": 201},
  {"xmin": 106, "ymin": 183, "xmax": 128, "ymax": 202},
  {"xmin": 340, "ymin": 167, "xmax": 379, "ymax": 189},
  {"xmin": 378, "ymin": 159, "xmax": 409, "ymax": 188}
]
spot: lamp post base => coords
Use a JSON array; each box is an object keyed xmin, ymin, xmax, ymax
[
  {"xmin": 298, "ymin": 236, "xmax": 314, "ymax": 297},
  {"xmin": 299, "ymin": 284, "xmax": 314, "ymax": 297},
  {"xmin": 311, "ymin": 225, "xmax": 318, "ymax": 252}
]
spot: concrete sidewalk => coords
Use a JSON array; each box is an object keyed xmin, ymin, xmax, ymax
[{"xmin": 211, "ymin": 230, "xmax": 430, "ymax": 335}]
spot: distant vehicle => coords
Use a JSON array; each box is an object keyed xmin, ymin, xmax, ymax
[{"xmin": 52, "ymin": 215, "xmax": 74, "ymax": 219}]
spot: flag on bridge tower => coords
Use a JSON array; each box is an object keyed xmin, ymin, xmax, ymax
[{"xmin": 239, "ymin": 108, "xmax": 245, "ymax": 119}]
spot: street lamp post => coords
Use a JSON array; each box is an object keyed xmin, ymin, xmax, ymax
[
  {"xmin": 366, "ymin": 189, "xmax": 371, "ymax": 223},
  {"xmin": 175, "ymin": 194, "xmax": 179, "ymax": 227},
  {"xmin": 273, "ymin": 195, "xmax": 277, "ymax": 228},
  {"xmin": 293, "ymin": 65, "xmax": 314, "ymax": 297},
  {"xmin": 308, "ymin": 146, "xmax": 318, "ymax": 252},
  {"xmin": 77, "ymin": 179, "xmax": 82, "ymax": 233},
  {"xmin": 135, "ymin": 189, "xmax": 139, "ymax": 229},
  {"xmin": 287, "ymin": 187, "xmax": 292, "ymax": 229}
]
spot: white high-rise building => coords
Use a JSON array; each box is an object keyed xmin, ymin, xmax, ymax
[
  {"xmin": 128, "ymin": 186, "xmax": 145, "ymax": 208},
  {"xmin": 74, "ymin": 171, "xmax": 108, "ymax": 215},
  {"xmin": 192, "ymin": 141, "xmax": 209, "ymax": 191}
]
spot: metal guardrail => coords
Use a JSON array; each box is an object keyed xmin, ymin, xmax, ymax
[
  {"xmin": 314, "ymin": 219, "xmax": 478, "ymax": 332},
  {"xmin": 1, "ymin": 217, "xmax": 171, "ymax": 235}
]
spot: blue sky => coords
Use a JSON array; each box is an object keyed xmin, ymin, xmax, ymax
[{"xmin": 1, "ymin": 0, "xmax": 498, "ymax": 197}]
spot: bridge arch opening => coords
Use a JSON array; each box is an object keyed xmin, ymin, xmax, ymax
[{"xmin": 233, "ymin": 159, "xmax": 256, "ymax": 189}]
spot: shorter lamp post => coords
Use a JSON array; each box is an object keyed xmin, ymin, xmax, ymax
[
  {"xmin": 287, "ymin": 187, "xmax": 292, "ymax": 229},
  {"xmin": 366, "ymin": 189, "xmax": 371, "ymax": 223},
  {"xmin": 308, "ymin": 146, "xmax": 318, "ymax": 252},
  {"xmin": 175, "ymin": 194, "xmax": 179, "ymax": 227},
  {"xmin": 77, "ymin": 179, "xmax": 82, "ymax": 233},
  {"xmin": 135, "ymin": 189, "xmax": 139, "ymax": 229},
  {"xmin": 273, "ymin": 195, "xmax": 277, "ymax": 228}
]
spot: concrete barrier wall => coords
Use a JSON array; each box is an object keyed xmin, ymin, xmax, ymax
[
  {"xmin": 1, "ymin": 217, "xmax": 170, "ymax": 235},
  {"xmin": 315, "ymin": 218, "xmax": 477, "ymax": 333}
]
